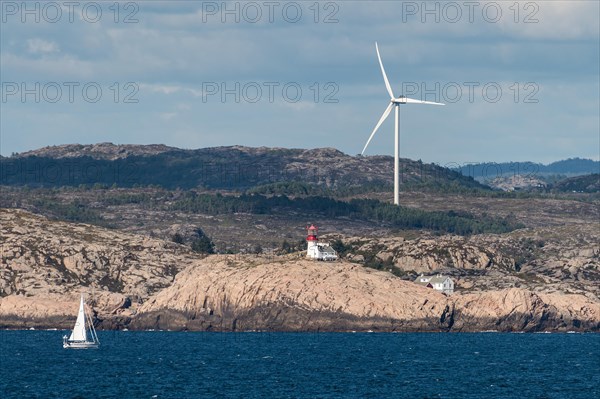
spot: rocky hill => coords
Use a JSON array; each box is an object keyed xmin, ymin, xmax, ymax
[
  {"xmin": 455, "ymin": 158, "xmax": 600, "ymax": 179},
  {"xmin": 1, "ymin": 143, "xmax": 487, "ymax": 191},
  {"xmin": 15, "ymin": 142, "xmax": 180, "ymax": 161},
  {"xmin": 1, "ymin": 209, "xmax": 598, "ymax": 332},
  {"xmin": 551, "ymin": 174, "xmax": 600, "ymax": 193}
]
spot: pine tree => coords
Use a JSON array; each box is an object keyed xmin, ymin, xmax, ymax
[{"xmin": 190, "ymin": 228, "xmax": 215, "ymax": 254}]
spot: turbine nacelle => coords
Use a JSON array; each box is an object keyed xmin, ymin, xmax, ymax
[{"xmin": 391, "ymin": 96, "xmax": 445, "ymax": 106}]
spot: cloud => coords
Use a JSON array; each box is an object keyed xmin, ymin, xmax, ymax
[
  {"xmin": 159, "ymin": 112, "xmax": 177, "ymax": 121},
  {"xmin": 140, "ymin": 83, "xmax": 182, "ymax": 95},
  {"xmin": 0, "ymin": 2, "xmax": 598, "ymax": 163},
  {"xmin": 496, "ymin": 1, "xmax": 600, "ymax": 40},
  {"xmin": 26, "ymin": 38, "xmax": 60, "ymax": 54}
]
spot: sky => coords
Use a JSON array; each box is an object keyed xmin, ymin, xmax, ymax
[{"xmin": 1, "ymin": 0, "xmax": 599, "ymax": 165}]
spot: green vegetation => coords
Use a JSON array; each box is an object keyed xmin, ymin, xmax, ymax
[
  {"xmin": 31, "ymin": 198, "xmax": 109, "ymax": 227},
  {"xmin": 170, "ymin": 193, "xmax": 524, "ymax": 235},
  {"xmin": 3, "ymin": 185, "xmax": 527, "ymax": 236},
  {"xmin": 246, "ymin": 181, "xmax": 397, "ymax": 197},
  {"xmin": 190, "ymin": 228, "xmax": 215, "ymax": 254},
  {"xmin": 551, "ymin": 174, "xmax": 599, "ymax": 193},
  {"xmin": 330, "ymin": 239, "xmax": 352, "ymax": 257},
  {"xmin": 171, "ymin": 233, "xmax": 185, "ymax": 244},
  {"xmin": 0, "ymin": 150, "xmax": 490, "ymax": 192},
  {"xmin": 279, "ymin": 239, "xmax": 306, "ymax": 254},
  {"xmin": 247, "ymin": 182, "xmax": 333, "ymax": 197}
]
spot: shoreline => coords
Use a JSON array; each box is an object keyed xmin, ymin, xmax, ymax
[
  {"xmin": 2, "ymin": 327, "xmax": 597, "ymax": 334},
  {"xmin": 1, "ymin": 313, "xmax": 597, "ymax": 334}
]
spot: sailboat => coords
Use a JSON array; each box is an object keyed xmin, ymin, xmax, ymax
[{"xmin": 63, "ymin": 294, "xmax": 100, "ymax": 349}]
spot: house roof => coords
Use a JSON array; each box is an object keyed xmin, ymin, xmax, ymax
[
  {"xmin": 414, "ymin": 275, "xmax": 452, "ymax": 285},
  {"xmin": 428, "ymin": 275, "xmax": 450, "ymax": 284}
]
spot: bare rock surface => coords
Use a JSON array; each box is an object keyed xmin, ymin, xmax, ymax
[
  {"xmin": 1, "ymin": 208, "xmax": 197, "ymax": 300},
  {"xmin": 1, "ymin": 209, "xmax": 598, "ymax": 332},
  {"xmin": 132, "ymin": 256, "xmax": 600, "ymax": 332},
  {"xmin": 16, "ymin": 142, "xmax": 179, "ymax": 161},
  {"xmin": 328, "ymin": 226, "xmax": 600, "ymax": 299},
  {"xmin": 134, "ymin": 256, "xmax": 452, "ymax": 331},
  {"xmin": 453, "ymin": 289, "xmax": 600, "ymax": 331}
]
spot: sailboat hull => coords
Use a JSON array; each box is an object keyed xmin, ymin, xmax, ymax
[{"xmin": 63, "ymin": 341, "xmax": 99, "ymax": 349}]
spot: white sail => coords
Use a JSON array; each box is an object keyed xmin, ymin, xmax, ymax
[
  {"xmin": 63, "ymin": 293, "xmax": 99, "ymax": 348},
  {"xmin": 69, "ymin": 295, "xmax": 88, "ymax": 342}
]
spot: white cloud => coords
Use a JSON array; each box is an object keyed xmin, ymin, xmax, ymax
[
  {"xmin": 27, "ymin": 38, "xmax": 60, "ymax": 54},
  {"xmin": 159, "ymin": 112, "xmax": 177, "ymax": 121},
  {"xmin": 1, "ymin": 2, "xmax": 597, "ymax": 163},
  {"xmin": 138, "ymin": 83, "xmax": 206, "ymax": 98},
  {"xmin": 139, "ymin": 83, "xmax": 182, "ymax": 95},
  {"xmin": 497, "ymin": 1, "xmax": 599, "ymax": 40}
]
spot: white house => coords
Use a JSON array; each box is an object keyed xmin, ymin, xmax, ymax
[
  {"xmin": 306, "ymin": 224, "xmax": 338, "ymax": 261},
  {"xmin": 414, "ymin": 274, "xmax": 454, "ymax": 294}
]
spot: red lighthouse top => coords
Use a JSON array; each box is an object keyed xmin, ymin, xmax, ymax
[{"xmin": 306, "ymin": 224, "xmax": 318, "ymax": 241}]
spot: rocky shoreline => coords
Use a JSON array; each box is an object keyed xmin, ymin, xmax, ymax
[
  {"xmin": 2, "ymin": 208, "xmax": 599, "ymax": 333},
  {"xmin": 1, "ymin": 265, "xmax": 598, "ymax": 333}
]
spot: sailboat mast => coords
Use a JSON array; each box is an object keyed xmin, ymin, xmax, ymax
[{"xmin": 84, "ymin": 295, "xmax": 100, "ymax": 344}]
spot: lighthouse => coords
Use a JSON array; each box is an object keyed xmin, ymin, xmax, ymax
[
  {"xmin": 306, "ymin": 224, "xmax": 338, "ymax": 261},
  {"xmin": 306, "ymin": 224, "xmax": 319, "ymax": 257}
]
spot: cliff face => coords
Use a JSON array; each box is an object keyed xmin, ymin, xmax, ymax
[
  {"xmin": 1, "ymin": 209, "xmax": 599, "ymax": 332},
  {"xmin": 132, "ymin": 257, "xmax": 599, "ymax": 332}
]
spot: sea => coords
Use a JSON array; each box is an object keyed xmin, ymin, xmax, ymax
[{"xmin": 1, "ymin": 331, "xmax": 598, "ymax": 399}]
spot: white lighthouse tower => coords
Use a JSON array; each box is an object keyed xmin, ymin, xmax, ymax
[
  {"xmin": 306, "ymin": 224, "xmax": 338, "ymax": 261},
  {"xmin": 306, "ymin": 224, "xmax": 319, "ymax": 257}
]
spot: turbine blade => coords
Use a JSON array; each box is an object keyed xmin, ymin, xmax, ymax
[
  {"xmin": 361, "ymin": 102, "xmax": 394, "ymax": 155},
  {"xmin": 403, "ymin": 97, "xmax": 445, "ymax": 105},
  {"xmin": 375, "ymin": 42, "xmax": 395, "ymax": 99}
]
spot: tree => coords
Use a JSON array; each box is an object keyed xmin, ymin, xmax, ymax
[
  {"xmin": 191, "ymin": 227, "xmax": 215, "ymax": 254},
  {"xmin": 280, "ymin": 240, "xmax": 291, "ymax": 253},
  {"xmin": 171, "ymin": 233, "xmax": 185, "ymax": 244},
  {"xmin": 331, "ymin": 239, "xmax": 350, "ymax": 257}
]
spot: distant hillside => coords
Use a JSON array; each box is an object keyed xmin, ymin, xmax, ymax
[
  {"xmin": 545, "ymin": 158, "xmax": 600, "ymax": 174},
  {"xmin": 1, "ymin": 143, "xmax": 488, "ymax": 193},
  {"xmin": 15, "ymin": 142, "xmax": 180, "ymax": 160},
  {"xmin": 455, "ymin": 158, "xmax": 599, "ymax": 180},
  {"xmin": 551, "ymin": 174, "xmax": 600, "ymax": 193}
]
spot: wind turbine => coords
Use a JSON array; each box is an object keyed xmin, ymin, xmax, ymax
[{"xmin": 362, "ymin": 42, "xmax": 444, "ymax": 206}]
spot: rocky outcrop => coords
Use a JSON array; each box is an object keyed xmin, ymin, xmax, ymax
[
  {"xmin": 327, "ymin": 227, "xmax": 600, "ymax": 298},
  {"xmin": 0, "ymin": 208, "xmax": 198, "ymax": 300},
  {"xmin": 0, "ymin": 291, "xmax": 132, "ymax": 329},
  {"xmin": 129, "ymin": 257, "xmax": 600, "ymax": 332},
  {"xmin": 453, "ymin": 289, "xmax": 600, "ymax": 332},
  {"xmin": 1, "ymin": 209, "xmax": 599, "ymax": 332},
  {"xmin": 16, "ymin": 142, "xmax": 180, "ymax": 160},
  {"xmin": 132, "ymin": 256, "xmax": 453, "ymax": 332}
]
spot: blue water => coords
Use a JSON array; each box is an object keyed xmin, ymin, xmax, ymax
[{"xmin": 1, "ymin": 331, "xmax": 598, "ymax": 399}]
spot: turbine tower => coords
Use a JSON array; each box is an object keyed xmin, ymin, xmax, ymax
[{"xmin": 362, "ymin": 42, "xmax": 444, "ymax": 205}]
